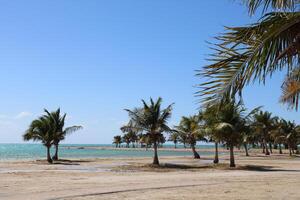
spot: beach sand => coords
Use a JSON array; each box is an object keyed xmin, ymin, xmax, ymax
[{"xmin": 0, "ymin": 151, "xmax": 299, "ymax": 200}]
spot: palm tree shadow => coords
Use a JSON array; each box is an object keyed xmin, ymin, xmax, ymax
[
  {"xmin": 52, "ymin": 159, "xmax": 92, "ymax": 165},
  {"xmin": 237, "ymin": 165, "xmax": 300, "ymax": 172},
  {"xmin": 34, "ymin": 159, "xmax": 92, "ymax": 165},
  {"xmin": 152, "ymin": 163, "xmax": 213, "ymax": 170}
]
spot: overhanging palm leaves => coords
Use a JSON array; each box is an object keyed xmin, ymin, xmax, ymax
[
  {"xmin": 197, "ymin": 0, "xmax": 300, "ymax": 108},
  {"xmin": 245, "ymin": 0, "xmax": 298, "ymax": 15}
]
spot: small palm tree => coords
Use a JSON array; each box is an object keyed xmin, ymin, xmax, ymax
[
  {"xmin": 169, "ymin": 132, "xmax": 179, "ymax": 148},
  {"xmin": 113, "ymin": 135, "xmax": 122, "ymax": 148},
  {"xmin": 176, "ymin": 115, "xmax": 206, "ymax": 159},
  {"xmin": 44, "ymin": 108, "xmax": 82, "ymax": 161},
  {"xmin": 251, "ymin": 111, "xmax": 277, "ymax": 155},
  {"xmin": 213, "ymin": 100, "xmax": 246, "ymax": 167},
  {"xmin": 202, "ymin": 105, "xmax": 222, "ymax": 164},
  {"xmin": 278, "ymin": 119, "xmax": 300, "ymax": 155},
  {"xmin": 125, "ymin": 97, "xmax": 173, "ymax": 165},
  {"xmin": 23, "ymin": 116, "xmax": 54, "ymax": 163}
]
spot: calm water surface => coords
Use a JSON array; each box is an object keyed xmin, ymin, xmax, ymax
[{"xmin": 0, "ymin": 143, "xmax": 216, "ymax": 161}]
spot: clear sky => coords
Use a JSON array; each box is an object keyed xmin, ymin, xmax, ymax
[{"xmin": 0, "ymin": 0, "xmax": 298, "ymax": 144}]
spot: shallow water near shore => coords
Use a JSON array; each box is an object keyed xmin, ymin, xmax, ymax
[{"xmin": 0, "ymin": 143, "xmax": 217, "ymax": 161}]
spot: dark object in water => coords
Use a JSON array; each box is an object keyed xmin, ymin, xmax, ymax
[{"xmin": 78, "ymin": 147, "xmax": 85, "ymax": 149}]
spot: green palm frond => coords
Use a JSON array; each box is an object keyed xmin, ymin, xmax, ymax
[
  {"xmin": 197, "ymin": 11, "xmax": 300, "ymax": 106},
  {"xmin": 244, "ymin": 0, "xmax": 299, "ymax": 15}
]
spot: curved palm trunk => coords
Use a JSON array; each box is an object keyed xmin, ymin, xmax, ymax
[
  {"xmin": 174, "ymin": 142, "xmax": 177, "ymax": 149},
  {"xmin": 213, "ymin": 142, "xmax": 219, "ymax": 164},
  {"xmin": 244, "ymin": 143, "xmax": 249, "ymax": 156},
  {"xmin": 262, "ymin": 143, "xmax": 265, "ymax": 154},
  {"xmin": 52, "ymin": 143, "xmax": 59, "ymax": 161},
  {"xmin": 229, "ymin": 145, "xmax": 235, "ymax": 167},
  {"xmin": 46, "ymin": 145, "xmax": 53, "ymax": 164},
  {"xmin": 152, "ymin": 141, "xmax": 159, "ymax": 165},
  {"xmin": 191, "ymin": 144, "xmax": 200, "ymax": 159}
]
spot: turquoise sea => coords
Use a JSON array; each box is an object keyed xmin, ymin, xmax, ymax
[{"xmin": 0, "ymin": 143, "xmax": 216, "ymax": 161}]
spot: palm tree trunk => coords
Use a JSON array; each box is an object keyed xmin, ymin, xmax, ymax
[
  {"xmin": 52, "ymin": 144, "xmax": 59, "ymax": 161},
  {"xmin": 191, "ymin": 144, "xmax": 200, "ymax": 159},
  {"xmin": 46, "ymin": 145, "xmax": 53, "ymax": 164},
  {"xmin": 269, "ymin": 143, "xmax": 273, "ymax": 154},
  {"xmin": 213, "ymin": 142, "xmax": 219, "ymax": 164},
  {"xmin": 153, "ymin": 141, "xmax": 159, "ymax": 165},
  {"xmin": 279, "ymin": 144, "xmax": 283, "ymax": 154},
  {"xmin": 262, "ymin": 143, "xmax": 265, "ymax": 153},
  {"xmin": 229, "ymin": 145, "xmax": 235, "ymax": 167},
  {"xmin": 264, "ymin": 140, "xmax": 270, "ymax": 155},
  {"xmin": 244, "ymin": 143, "xmax": 249, "ymax": 156},
  {"xmin": 174, "ymin": 142, "xmax": 177, "ymax": 149}
]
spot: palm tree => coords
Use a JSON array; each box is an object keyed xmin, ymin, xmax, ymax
[
  {"xmin": 278, "ymin": 119, "xmax": 300, "ymax": 155},
  {"xmin": 212, "ymin": 100, "xmax": 246, "ymax": 167},
  {"xmin": 176, "ymin": 115, "xmax": 206, "ymax": 159},
  {"xmin": 202, "ymin": 105, "xmax": 222, "ymax": 163},
  {"xmin": 169, "ymin": 132, "xmax": 179, "ymax": 148},
  {"xmin": 44, "ymin": 109, "xmax": 82, "ymax": 161},
  {"xmin": 23, "ymin": 116, "xmax": 54, "ymax": 163},
  {"xmin": 113, "ymin": 135, "xmax": 122, "ymax": 148},
  {"xmin": 270, "ymin": 118, "xmax": 287, "ymax": 154},
  {"xmin": 197, "ymin": 0, "xmax": 300, "ymax": 109},
  {"xmin": 251, "ymin": 111, "xmax": 277, "ymax": 155},
  {"xmin": 178, "ymin": 131, "xmax": 188, "ymax": 148},
  {"xmin": 122, "ymin": 133, "xmax": 131, "ymax": 148},
  {"xmin": 124, "ymin": 97, "xmax": 173, "ymax": 165}
]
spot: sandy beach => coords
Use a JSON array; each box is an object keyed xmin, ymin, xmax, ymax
[{"xmin": 0, "ymin": 150, "xmax": 299, "ymax": 200}]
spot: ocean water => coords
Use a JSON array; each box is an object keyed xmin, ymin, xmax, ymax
[{"xmin": 0, "ymin": 143, "xmax": 216, "ymax": 161}]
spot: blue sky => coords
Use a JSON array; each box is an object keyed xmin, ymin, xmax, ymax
[{"xmin": 0, "ymin": 0, "xmax": 298, "ymax": 144}]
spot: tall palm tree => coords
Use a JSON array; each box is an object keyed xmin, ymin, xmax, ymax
[
  {"xmin": 44, "ymin": 108, "xmax": 82, "ymax": 161},
  {"xmin": 251, "ymin": 111, "xmax": 277, "ymax": 155},
  {"xmin": 176, "ymin": 115, "xmax": 207, "ymax": 159},
  {"xmin": 124, "ymin": 97, "xmax": 173, "ymax": 165},
  {"xmin": 197, "ymin": 0, "xmax": 300, "ymax": 109},
  {"xmin": 113, "ymin": 135, "xmax": 122, "ymax": 148},
  {"xmin": 23, "ymin": 116, "xmax": 54, "ymax": 163}
]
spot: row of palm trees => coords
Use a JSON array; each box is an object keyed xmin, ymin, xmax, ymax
[
  {"xmin": 120, "ymin": 97, "xmax": 300, "ymax": 167},
  {"xmin": 23, "ymin": 108, "xmax": 82, "ymax": 163}
]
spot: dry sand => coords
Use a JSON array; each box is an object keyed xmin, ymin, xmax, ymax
[{"xmin": 0, "ymin": 151, "xmax": 299, "ymax": 200}]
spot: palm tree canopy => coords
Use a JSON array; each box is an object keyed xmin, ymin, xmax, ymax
[
  {"xmin": 23, "ymin": 116, "xmax": 54, "ymax": 146},
  {"xmin": 176, "ymin": 115, "xmax": 207, "ymax": 145},
  {"xmin": 125, "ymin": 97, "xmax": 173, "ymax": 136},
  {"xmin": 280, "ymin": 68, "xmax": 300, "ymax": 109},
  {"xmin": 45, "ymin": 108, "xmax": 82, "ymax": 143}
]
